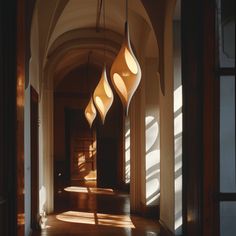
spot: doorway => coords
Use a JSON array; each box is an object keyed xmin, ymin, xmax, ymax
[{"xmin": 65, "ymin": 108, "xmax": 97, "ymax": 186}]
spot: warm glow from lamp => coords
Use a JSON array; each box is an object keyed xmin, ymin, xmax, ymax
[
  {"xmin": 113, "ymin": 73, "xmax": 128, "ymax": 102},
  {"xmin": 85, "ymin": 98, "xmax": 97, "ymax": 127},
  {"xmin": 110, "ymin": 22, "xmax": 141, "ymax": 115},
  {"xmin": 125, "ymin": 48, "xmax": 138, "ymax": 74},
  {"xmin": 95, "ymin": 96, "xmax": 105, "ymax": 115},
  {"xmin": 104, "ymin": 82, "xmax": 113, "ymax": 98},
  {"xmin": 93, "ymin": 65, "xmax": 113, "ymax": 124}
]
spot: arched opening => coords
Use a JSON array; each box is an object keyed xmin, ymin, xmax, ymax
[
  {"xmin": 25, "ymin": 0, "xmax": 179, "ymax": 235},
  {"xmin": 1, "ymin": 0, "xmax": 234, "ymax": 235}
]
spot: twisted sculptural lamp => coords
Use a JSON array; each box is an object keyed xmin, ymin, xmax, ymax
[
  {"xmin": 85, "ymin": 97, "xmax": 97, "ymax": 127},
  {"xmin": 110, "ymin": 0, "xmax": 141, "ymax": 115},
  {"xmin": 93, "ymin": 0, "xmax": 114, "ymax": 124},
  {"xmin": 84, "ymin": 52, "xmax": 97, "ymax": 127},
  {"xmin": 93, "ymin": 65, "xmax": 113, "ymax": 124}
]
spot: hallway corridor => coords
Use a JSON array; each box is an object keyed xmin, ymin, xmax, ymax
[{"xmin": 32, "ymin": 183, "xmax": 161, "ymax": 236}]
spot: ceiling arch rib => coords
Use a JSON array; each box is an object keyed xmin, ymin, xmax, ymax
[
  {"xmin": 47, "ymin": 28, "xmax": 123, "ymax": 58},
  {"xmin": 44, "ymin": 29, "xmax": 122, "ymax": 89},
  {"xmin": 47, "ymin": 0, "xmax": 125, "ymax": 51},
  {"xmin": 40, "ymin": 0, "xmax": 159, "ymax": 91},
  {"xmin": 46, "ymin": 0, "xmax": 158, "ymax": 57},
  {"xmin": 53, "ymin": 49, "xmax": 116, "ymax": 88},
  {"xmin": 36, "ymin": 0, "xmax": 69, "ymax": 67}
]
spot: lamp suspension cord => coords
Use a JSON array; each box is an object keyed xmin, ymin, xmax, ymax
[
  {"xmin": 103, "ymin": 0, "xmax": 106, "ymax": 63},
  {"xmin": 87, "ymin": 51, "xmax": 92, "ymax": 96},
  {"xmin": 126, "ymin": 0, "xmax": 128, "ymax": 23},
  {"xmin": 125, "ymin": 0, "xmax": 129, "ymax": 37}
]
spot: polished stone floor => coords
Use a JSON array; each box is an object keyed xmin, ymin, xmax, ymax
[{"xmin": 32, "ymin": 182, "xmax": 161, "ymax": 236}]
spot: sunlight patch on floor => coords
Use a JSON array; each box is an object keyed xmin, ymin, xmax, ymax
[
  {"xmin": 56, "ymin": 211, "xmax": 135, "ymax": 228},
  {"xmin": 64, "ymin": 186, "xmax": 115, "ymax": 195}
]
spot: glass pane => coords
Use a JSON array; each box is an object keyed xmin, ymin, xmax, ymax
[
  {"xmin": 220, "ymin": 76, "xmax": 236, "ymax": 192},
  {"xmin": 220, "ymin": 202, "xmax": 236, "ymax": 236},
  {"xmin": 217, "ymin": 0, "xmax": 235, "ymax": 67}
]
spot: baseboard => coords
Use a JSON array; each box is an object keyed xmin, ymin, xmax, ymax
[
  {"xmin": 29, "ymin": 228, "xmax": 33, "ymax": 236},
  {"xmin": 159, "ymin": 220, "xmax": 175, "ymax": 236},
  {"xmin": 140, "ymin": 202, "xmax": 160, "ymax": 219}
]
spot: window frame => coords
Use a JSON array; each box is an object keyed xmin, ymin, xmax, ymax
[{"xmin": 216, "ymin": 0, "xmax": 236, "ymax": 234}]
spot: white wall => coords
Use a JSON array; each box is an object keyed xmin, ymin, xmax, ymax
[
  {"xmin": 145, "ymin": 58, "xmax": 160, "ymax": 206},
  {"xmin": 173, "ymin": 20, "xmax": 182, "ymax": 235},
  {"xmin": 159, "ymin": 15, "xmax": 175, "ymax": 232},
  {"xmin": 24, "ymin": 7, "xmax": 41, "ymax": 235},
  {"xmin": 39, "ymin": 88, "xmax": 54, "ymax": 214},
  {"xmin": 130, "ymin": 70, "xmax": 146, "ymax": 212}
]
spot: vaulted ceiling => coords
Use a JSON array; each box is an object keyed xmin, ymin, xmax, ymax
[{"xmin": 30, "ymin": 0, "xmax": 159, "ymax": 90}]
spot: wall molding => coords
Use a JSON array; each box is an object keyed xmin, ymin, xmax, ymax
[{"xmin": 159, "ymin": 220, "xmax": 175, "ymax": 236}]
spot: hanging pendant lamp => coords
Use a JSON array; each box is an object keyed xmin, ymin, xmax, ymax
[
  {"xmin": 92, "ymin": 0, "xmax": 113, "ymax": 124},
  {"xmin": 93, "ymin": 65, "xmax": 114, "ymax": 124},
  {"xmin": 110, "ymin": 0, "xmax": 141, "ymax": 115},
  {"xmin": 85, "ymin": 97, "xmax": 97, "ymax": 127},
  {"xmin": 84, "ymin": 51, "xmax": 96, "ymax": 127}
]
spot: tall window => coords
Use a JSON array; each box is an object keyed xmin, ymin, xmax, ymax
[{"xmin": 217, "ymin": 0, "xmax": 235, "ymax": 235}]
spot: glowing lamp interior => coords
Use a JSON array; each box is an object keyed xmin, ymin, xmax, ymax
[
  {"xmin": 84, "ymin": 98, "xmax": 96, "ymax": 127},
  {"xmin": 95, "ymin": 96, "xmax": 105, "ymax": 115},
  {"xmin": 125, "ymin": 48, "xmax": 138, "ymax": 74},
  {"xmin": 91, "ymin": 103, "xmax": 96, "ymax": 113},
  {"xmin": 113, "ymin": 73, "xmax": 128, "ymax": 101},
  {"xmin": 104, "ymin": 81, "xmax": 113, "ymax": 98},
  {"xmin": 85, "ymin": 112, "xmax": 92, "ymax": 120}
]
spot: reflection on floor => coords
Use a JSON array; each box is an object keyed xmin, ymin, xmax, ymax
[{"xmin": 32, "ymin": 182, "xmax": 161, "ymax": 236}]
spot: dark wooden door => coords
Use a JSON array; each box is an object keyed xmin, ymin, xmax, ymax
[
  {"xmin": 65, "ymin": 109, "xmax": 96, "ymax": 183},
  {"xmin": 30, "ymin": 86, "xmax": 39, "ymax": 229},
  {"xmin": 97, "ymin": 137, "xmax": 117, "ymax": 188}
]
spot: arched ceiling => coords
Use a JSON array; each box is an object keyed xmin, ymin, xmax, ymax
[
  {"xmin": 47, "ymin": 0, "xmax": 154, "ymax": 51},
  {"xmin": 31, "ymin": 0, "xmax": 159, "ymax": 89}
]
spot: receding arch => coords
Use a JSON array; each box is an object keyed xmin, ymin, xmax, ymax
[{"xmin": 29, "ymin": 0, "xmax": 160, "ymax": 224}]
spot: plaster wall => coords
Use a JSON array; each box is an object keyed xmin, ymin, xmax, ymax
[
  {"xmin": 24, "ymin": 7, "xmax": 40, "ymax": 234},
  {"xmin": 173, "ymin": 20, "xmax": 182, "ymax": 235},
  {"xmin": 159, "ymin": 14, "xmax": 175, "ymax": 233},
  {"xmin": 145, "ymin": 58, "xmax": 160, "ymax": 207},
  {"xmin": 130, "ymin": 80, "xmax": 146, "ymax": 212}
]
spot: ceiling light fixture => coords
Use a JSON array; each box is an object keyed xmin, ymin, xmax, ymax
[
  {"xmin": 110, "ymin": 0, "xmax": 141, "ymax": 115},
  {"xmin": 84, "ymin": 52, "xmax": 97, "ymax": 127},
  {"xmin": 93, "ymin": 0, "xmax": 113, "ymax": 124},
  {"xmin": 93, "ymin": 65, "xmax": 113, "ymax": 124},
  {"xmin": 85, "ymin": 97, "xmax": 97, "ymax": 127}
]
